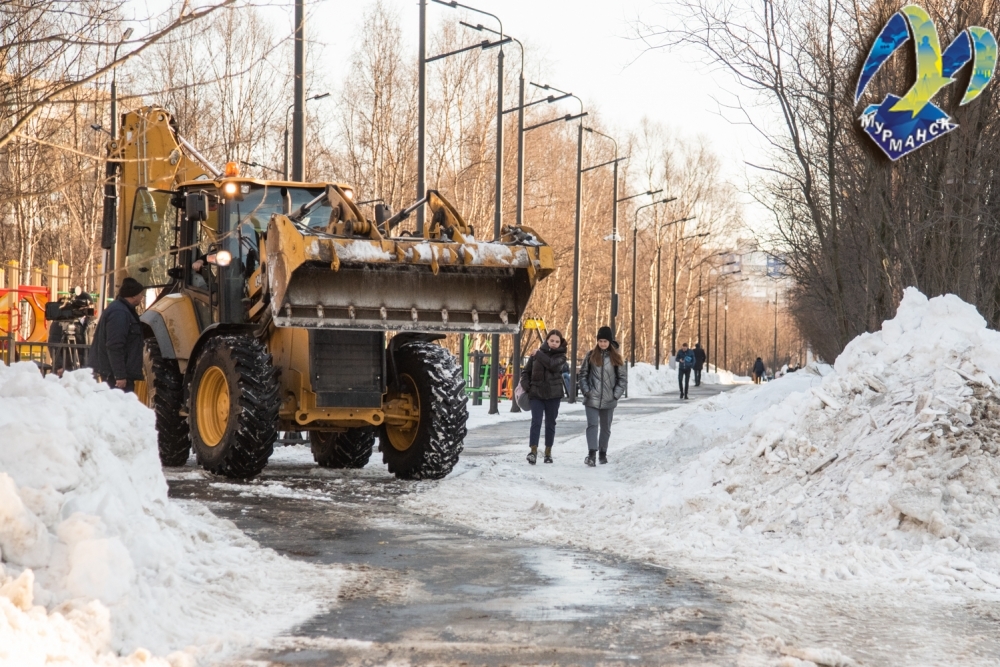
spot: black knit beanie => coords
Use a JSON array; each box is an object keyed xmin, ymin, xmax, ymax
[{"xmin": 118, "ymin": 277, "xmax": 144, "ymax": 298}]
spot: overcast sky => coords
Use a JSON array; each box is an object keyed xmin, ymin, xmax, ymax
[{"xmin": 133, "ymin": 0, "xmax": 770, "ymax": 222}]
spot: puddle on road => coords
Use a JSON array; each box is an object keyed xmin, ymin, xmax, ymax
[{"xmin": 487, "ymin": 546, "xmax": 627, "ymax": 621}]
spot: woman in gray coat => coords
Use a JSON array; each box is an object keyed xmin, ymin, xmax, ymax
[{"xmin": 578, "ymin": 326, "xmax": 628, "ymax": 466}]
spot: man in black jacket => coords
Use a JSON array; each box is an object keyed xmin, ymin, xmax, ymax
[
  {"xmin": 90, "ymin": 277, "xmax": 145, "ymax": 392},
  {"xmin": 693, "ymin": 342, "xmax": 707, "ymax": 387}
]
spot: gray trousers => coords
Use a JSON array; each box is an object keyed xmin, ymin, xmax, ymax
[{"xmin": 585, "ymin": 406, "xmax": 615, "ymax": 453}]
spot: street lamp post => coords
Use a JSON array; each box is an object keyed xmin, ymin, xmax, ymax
[
  {"xmin": 773, "ymin": 289, "xmax": 779, "ymax": 378},
  {"xmin": 419, "ymin": 1, "xmax": 509, "ymax": 236},
  {"xmin": 653, "ymin": 216, "xmax": 694, "ymax": 369},
  {"xmin": 284, "ymin": 93, "xmax": 329, "ymax": 180},
  {"xmin": 582, "ymin": 128, "xmax": 626, "ymax": 335},
  {"xmin": 671, "ymin": 230, "xmax": 708, "ymax": 357},
  {"xmin": 713, "ymin": 280, "xmax": 719, "ymax": 373},
  {"xmin": 98, "ymin": 26, "xmax": 133, "ymax": 314},
  {"xmin": 723, "ymin": 291, "xmax": 728, "ymax": 371},
  {"xmin": 630, "ymin": 197, "xmax": 673, "ymax": 366}
]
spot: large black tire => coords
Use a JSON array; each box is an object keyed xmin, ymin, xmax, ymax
[
  {"xmin": 380, "ymin": 342, "xmax": 467, "ymax": 480},
  {"xmin": 310, "ymin": 427, "xmax": 376, "ymax": 468},
  {"xmin": 188, "ymin": 335, "xmax": 280, "ymax": 479},
  {"xmin": 142, "ymin": 338, "xmax": 190, "ymax": 466}
]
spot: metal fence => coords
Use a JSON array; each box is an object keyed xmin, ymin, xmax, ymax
[{"xmin": 1, "ymin": 334, "xmax": 91, "ymax": 374}]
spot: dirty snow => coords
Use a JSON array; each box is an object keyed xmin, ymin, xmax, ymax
[
  {"xmin": 406, "ymin": 288, "xmax": 1000, "ymax": 663},
  {"xmin": 0, "ymin": 364, "xmax": 343, "ymax": 666}
]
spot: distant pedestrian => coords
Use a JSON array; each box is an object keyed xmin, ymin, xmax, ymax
[
  {"xmin": 561, "ymin": 360, "xmax": 571, "ymax": 398},
  {"xmin": 676, "ymin": 342, "xmax": 695, "ymax": 399},
  {"xmin": 520, "ymin": 330, "xmax": 567, "ymax": 465},
  {"xmin": 579, "ymin": 326, "xmax": 627, "ymax": 467},
  {"xmin": 693, "ymin": 342, "xmax": 707, "ymax": 387},
  {"xmin": 752, "ymin": 357, "xmax": 766, "ymax": 384},
  {"xmin": 90, "ymin": 278, "xmax": 145, "ymax": 393}
]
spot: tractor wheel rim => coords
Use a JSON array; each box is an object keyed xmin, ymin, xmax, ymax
[
  {"xmin": 197, "ymin": 366, "xmax": 230, "ymax": 447},
  {"xmin": 386, "ymin": 373, "xmax": 420, "ymax": 452}
]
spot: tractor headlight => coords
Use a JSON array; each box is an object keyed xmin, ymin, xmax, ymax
[{"xmin": 207, "ymin": 250, "xmax": 232, "ymax": 267}]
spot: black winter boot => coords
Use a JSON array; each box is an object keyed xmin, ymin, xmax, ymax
[
  {"xmin": 527, "ymin": 447, "xmax": 537, "ymax": 465},
  {"xmin": 585, "ymin": 451, "xmax": 596, "ymax": 467},
  {"xmin": 544, "ymin": 447, "xmax": 553, "ymax": 463},
  {"xmin": 599, "ymin": 451, "xmax": 608, "ymax": 464}
]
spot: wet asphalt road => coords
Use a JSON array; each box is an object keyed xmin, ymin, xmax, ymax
[{"xmin": 167, "ymin": 383, "xmax": 740, "ymax": 666}]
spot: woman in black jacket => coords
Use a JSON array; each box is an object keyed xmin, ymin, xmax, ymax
[
  {"xmin": 752, "ymin": 357, "xmax": 766, "ymax": 384},
  {"xmin": 520, "ymin": 330, "xmax": 567, "ymax": 464},
  {"xmin": 578, "ymin": 326, "xmax": 628, "ymax": 466}
]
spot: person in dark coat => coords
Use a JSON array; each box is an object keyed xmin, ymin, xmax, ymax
[
  {"xmin": 676, "ymin": 342, "xmax": 695, "ymax": 399},
  {"xmin": 693, "ymin": 342, "xmax": 707, "ymax": 387},
  {"xmin": 520, "ymin": 330, "xmax": 567, "ymax": 465},
  {"xmin": 578, "ymin": 326, "xmax": 628, "ymax": 466},
  {"xmin": 89, "ymin": 277, "xmax": 145, "ymax": 392},
  {"xmin": 752, "ymin": 357, "xmax": 766, "ymax": 384}
]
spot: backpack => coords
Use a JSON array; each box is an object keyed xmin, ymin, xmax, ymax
[{"xmin": 682, "ymin": 350, "xmax": 695, "ymax": 368}]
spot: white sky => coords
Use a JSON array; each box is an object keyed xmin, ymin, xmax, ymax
[{"xmin": 132, "ymin": 0, "xmax": 771, "ymax": 225}]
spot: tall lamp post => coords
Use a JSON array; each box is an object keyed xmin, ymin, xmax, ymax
[
  {"xmin": 527, "ymin": 85, "xmax": 584, "ymax": 401},
  {"xmin": 581, "ymin": 128, "xmax": 625, "ymax": 335},
  {"xmin": 481, "ymin": 72, "xmax": 582, "ymax": 410},
  {"xmin": 630, "ymin": 197, "xmax": 674, "ymax": 366},
  {"xmin": 653, "ymin": 216, "xmax": 694, "ymax": 368},
  {"xmin": 434, "ymin": 0, "xmax": 510, "ymax": 414},
  {"xmin": 671, "ymin": 230, "xmax": 708, "ymax": 357},
  {"xmin": 419, "ymin": 0, "xmax": 509, "ymax": 236},
  {"xmin": 98, "ymin": 27, "xmax": 133, "ymax": 314},
  {"xmin": 284, "ymin": 92, "xmax": 329, "ymax": 180}
]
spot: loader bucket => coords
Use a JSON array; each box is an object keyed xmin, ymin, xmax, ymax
[{"xmin": 265, "ymin": 214, "xmax": 553, "ymax": 334}]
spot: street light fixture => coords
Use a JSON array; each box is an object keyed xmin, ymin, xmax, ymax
[
  {"xmin": 284, "ymin": 92, "xmax": 329, "ymax": 180},
  {"xmin": 581, "ymin": 127, "xmax": 627, "ymax": 335},
  {"xmin": 527, "ymin": 82, "xmax": 587, "ymax": 402},
  {"xmin": 671, "ymin": 230, "xmax": 709, "ymax": 357},
  {"xmin": 435, "ymin": 1, "xmax": 509, "ymax": 416},
  {"xmin": 97, "ymin": 26, "xmax": 134, "ymax": 316},
  {"xmin": 630, "ymin": 197, "xmax": 674, "ymax": 366},
  {"xmin": 653, "ymin": 216, "xmax": 695, "ymax": 368}
]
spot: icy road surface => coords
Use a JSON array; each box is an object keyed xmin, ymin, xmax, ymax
[{"xmin": 167, "ymin": 385, "xmax": 742, "ymax": 666}]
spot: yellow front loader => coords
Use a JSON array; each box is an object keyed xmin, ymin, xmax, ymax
[{"xmin": 108, "ymin": 106, "xmax": 553, "ymax": 479}]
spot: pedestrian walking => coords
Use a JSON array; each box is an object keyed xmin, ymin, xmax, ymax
[
  {"xmin": 89, "ymin": 277, "xmax": 145, "ymax": 393},
  {"xmin": 579, "ymin": 326, "xmax": 627, "ymax": 467},
  {"xmin": 752, "ymin": 357, "xmax": 766, "ymax": 384},
  {"xmin": 520, "ymin": 330, "xmax": 567, "ymax": 465},
  {"xmin": 693, "ymin": 342, "xmax": 707, "ymax": 387},
  {"xmin": 676, "ymin": 342, "xmax": 695, "ymax": 399}
]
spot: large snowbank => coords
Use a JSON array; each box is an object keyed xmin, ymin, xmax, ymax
[
  {"xmin": 409, "ymin": 288, "xmax": 1000, "ymax": 597},
  {"xmin": 0, "ymin": 363, "xmax": 341, "ymax": 666}
]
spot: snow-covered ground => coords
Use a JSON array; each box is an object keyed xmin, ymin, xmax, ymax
[
  {"xmin": 405, "ymin": 288, "xmax": 1000, "ymax": 664},
  {"xmin": 0, "ymin": 364, "xmax": 345, "ymax": 666}
]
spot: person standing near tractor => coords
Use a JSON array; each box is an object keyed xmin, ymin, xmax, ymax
[
  {"xmin": 89, "ymin": 277, "xmax": 145, "ymax": 393},
  {"xmin": 520, "ymin": 330, "xmax": 568, "ymax": 465},
  {"xmin": 579, "ymin": 326, "xmax": 627, "ymax": 466},
  {"xmin": 676, "ymin": 342, "xmax": 695, "ymax": 399},
  {"xmin": 693, "ymin": 342, "xmax": 707, "ymax": 387}
]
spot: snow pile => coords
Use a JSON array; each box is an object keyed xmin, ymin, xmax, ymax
[
  {"xmin": 699, "ymin": 288, "xmax": 1000, "ymax": 588},
  {"xmin": 0, "ymin": 363, "xmax": 340, "ymax": 665},
  {"xmin": 628, "ymin": 361, "xmax": 741, "ymax": 395},
  {"xmin": 628, "ymin": 362, "xmax": 678, "ymax": 396},
  {"xmin": 410, "ymin": 289, "xmax": 1000, "ymax": 595}
]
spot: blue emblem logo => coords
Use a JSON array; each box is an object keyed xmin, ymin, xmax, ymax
[{"xmin": 856, "ymin": 5, "xmax": 997, "ymax": 160}]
